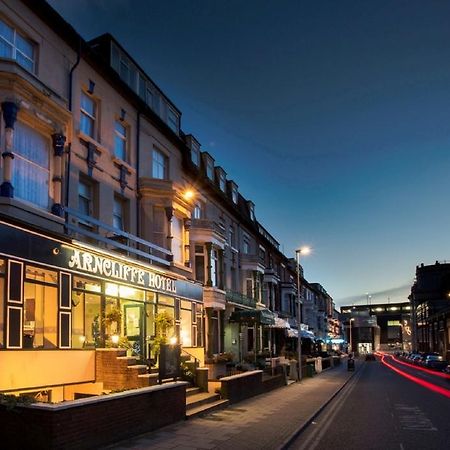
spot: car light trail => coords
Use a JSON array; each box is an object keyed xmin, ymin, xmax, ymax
[
  {"xmin": 390, "ymin": 355, "xmax": 450, "ymax": 379},
  {"xmin": 381, "ymin": 354, "xmax": 450, "ymax": 399}
]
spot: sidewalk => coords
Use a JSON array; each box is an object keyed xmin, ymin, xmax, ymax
[{"xmin": 105, "ymin": 360, "xmax": 359, "ymax": 450}]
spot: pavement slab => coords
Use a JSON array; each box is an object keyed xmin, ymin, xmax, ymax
[{"xmin": 104, "ymin": 359, "xmax": 358, "ymax": 450}]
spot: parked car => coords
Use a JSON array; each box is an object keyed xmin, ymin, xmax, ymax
[{"xmin": 423, "ymin": 355, "xmax": 448, "ymax": 371}]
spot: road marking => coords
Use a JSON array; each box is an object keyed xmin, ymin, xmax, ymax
[
  {"xmin": 290, "ymin": 364, "xmax": 366, "ymax": 450},
  {"xmin": 394, "ymin": 404, "xmax": 437, "ymax": 431}
]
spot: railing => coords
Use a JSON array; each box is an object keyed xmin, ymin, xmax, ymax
[
  {"xmin": 225, "ymin": 289, "xmax": 257, "ymax": 308},
  {"xmin": 65, "ymin": 208, "xmax": 172, "ymax": 266},
  {"xmin": 181, "ymin": 348, "xmax": 200, "ymax": 369},
  {"xmin": 191, "ymin": 219, "xmax": 226, "ymax": 238}
]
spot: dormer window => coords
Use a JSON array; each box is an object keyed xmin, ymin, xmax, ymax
[
  {"xmin": 248, "ymin": 201, "xmax": 255, "ymax": 221},
  {"xmin": 191, "ymin": 141, "xmax": 200, "ymax": 166},
  {"xmin": 167, "ymin": 106, "xmax": 179, "ymax": 134},
  {"xmin": 227, "ymin": 181, "xmax": 239, "ymax": 204},
  {"xmin": 216, "ymin": 168, "xmax": 226, "ymax": 192},
  {"xmin": 202, "ymin": 153, "xmax": 215, "ymax": 180}
]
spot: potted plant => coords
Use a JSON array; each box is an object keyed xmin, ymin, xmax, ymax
[
  {"xmin": 151, "ymin": 311, "xmax": 174, "ymax": 363},
  {"xmin": 205, "ymin": 352, "xmax": 234, "ymax": 379}
]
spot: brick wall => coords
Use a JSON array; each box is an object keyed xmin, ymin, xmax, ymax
[
  {"xmin": 220, "ymin": 370, "xmax": 264, "ymax": 404},
  {"xmin": 0, "ymin": 383, "xmax": 187, "ymax": 450}
]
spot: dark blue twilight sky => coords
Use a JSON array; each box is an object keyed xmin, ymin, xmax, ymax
[{"xmin": 48, "ymin": 0, "xmax": 450, "ymax": 306}]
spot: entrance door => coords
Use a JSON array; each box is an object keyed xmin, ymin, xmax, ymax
[{"xmin": 124, "ymin": 304, "xmax": 145, "ymax": 360}]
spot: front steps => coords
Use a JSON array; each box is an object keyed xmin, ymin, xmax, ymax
[{"xmin": 185, "ymin": 386, "xmax": 229, "ymax": 419}]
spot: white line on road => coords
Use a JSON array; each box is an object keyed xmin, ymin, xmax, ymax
[{"xmin": 291, "ymin": 365, "xmax": 366, "ymax": 450}]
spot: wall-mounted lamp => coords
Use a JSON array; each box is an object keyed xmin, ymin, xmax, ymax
[
  {"xmin": 87, "ymin": 79, "xmax": 95, "ymax": 94},
  {"xmin": 169, "ymin": 336, "xmax": 177, "ymax": 345},
  {"xmin": 183, "ymin": 189, "xmax": 195, "ymax": 201}
]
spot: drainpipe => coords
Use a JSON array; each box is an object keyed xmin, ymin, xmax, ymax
[
  {"xmin": 136, "ymin": 111, "xmax": 141, "ymax": 238},
  {"xmin": 64, "ymin": 39, "xmax": 81, "ymax": 219}
]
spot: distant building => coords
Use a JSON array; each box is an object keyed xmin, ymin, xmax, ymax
[
  {"xmin": 409, "ymin": 261, "xmax": 450, "ymax": 359},
  {"xmin": 340, "ymin": 302, "xmax": 411, "ymax": 354}
]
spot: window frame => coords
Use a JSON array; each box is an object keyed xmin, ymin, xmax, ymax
[
  {"xmin": 0, "ymin": 17, "xmax": 35, "ymax": 73},
  {"xmin": 152, "ymin": 147, "xmax": 168, "ymax": 180},
  {"xmin": 12, "ymin": 120, "xmax": 52, "ymax": 210},
  {"xmin": 114, "ymin": 120, "xmax": 128, "ymax": 161},
  {"xmin": 80, "ymin": 91, "xmax": 97, "ymax": 139}
]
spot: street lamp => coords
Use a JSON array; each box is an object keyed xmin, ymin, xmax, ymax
[
  {"xmin": 295, "ymin": 246, "xmax": 310, "ymax": 382},
  {"xmin": 349, "ymin": 318, "xmax": 355, "ymax": 354}
]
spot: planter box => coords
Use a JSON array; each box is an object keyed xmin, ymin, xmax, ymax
[{"xmin": 205, "ymin": 362, "xmax": 228, "ymax": 380}]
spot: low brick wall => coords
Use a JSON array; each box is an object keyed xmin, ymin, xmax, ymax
[
  {"xmin": 0, "ymin": 382, "xmax": 187, "ymax": 450},
  {"xmin": 262, "ymin": 373, "xmax": 286, "ymax": 392},
  {"xmin": 220, "ymin": 370, "xmax": 264, "ymax": 404}
]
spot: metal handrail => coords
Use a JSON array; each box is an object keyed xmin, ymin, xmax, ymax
[
  {"xmin": 181, "ymin": 348, "xmax": 200, "ymax": 368},
  {"xmin": 225, "ymin": 289, "xmax": 257, "ymax": 308}
]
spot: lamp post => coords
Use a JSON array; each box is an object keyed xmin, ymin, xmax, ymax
[
  {"xmin": 295, "ymin": 246, "xmax": 310, "ymax": 382},
  {"xmin": 349, "ymin": 318, "xmax": 355, "ymax": 354}
]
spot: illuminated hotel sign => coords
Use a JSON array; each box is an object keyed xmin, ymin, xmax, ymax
[{"xmin": 68, "ymin": 249, "xmax": 177, "ymax": 294}]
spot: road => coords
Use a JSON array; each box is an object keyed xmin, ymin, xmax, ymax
[{"xmin": 287, "ymin": 355, "xmax": 450, "ymax": 450}]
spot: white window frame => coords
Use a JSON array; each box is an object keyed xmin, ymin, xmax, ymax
[
  {"xmin": 80, "ymin": 92, "xmax": 96, "ymax": 138},
  {"xmin": 12, "ymin": 121, "xmax": 51, "ymax": 210},
  {"xmin": 114, "ymin": 120, "xmax": 127, "ymax": 161},
  {"xmin": 206, "ymin": 159, "xmax": 214, "ymax": 180},
  {"xmin": 152, "ymin": 148, "xmax": 168, "ymax": 180},
  {"xmin": 0, "ymin": 18, "xmax": 35, "ymax": 72},
  {"xmin": 191, "ymin": 141, "xmax": 200, "ymax": 166}
]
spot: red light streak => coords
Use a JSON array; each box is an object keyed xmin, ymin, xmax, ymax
[
  {"xmin": 390, "ymin": 355, "xmax": 450, "ymax": 379},
  {"xmin": 381, "ymin": 355, "xmax": 450, "ymax": 399}
]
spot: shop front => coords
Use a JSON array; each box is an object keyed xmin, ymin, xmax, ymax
[{"xmin": 0, "ymin": 220, "xmax": 203, "ymax": 398}]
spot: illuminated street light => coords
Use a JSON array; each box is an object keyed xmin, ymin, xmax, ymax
[
  {"xmin": 183, "ymin": 189, "xmax": 195, "ymax": 201},
  {"xmin": 295, "ymin": 246, "xmax": 311, "ymax": 382}
]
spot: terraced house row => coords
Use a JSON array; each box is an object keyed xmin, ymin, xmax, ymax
[{"xmin": 0, "ymin": 0, "xmax": 341, "ymax": 401}]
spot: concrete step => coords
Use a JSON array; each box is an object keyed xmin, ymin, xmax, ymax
[
  {"xmin": 116, "ymin": 356, "xmax": 137, "ymax": 366},
  {"xmin": 186, "ymin": 387, "xmax": 201, "ymax": 397},
  {"xmin": 128, "ymin": 364, "xmax": 148, "ymax": 375},
  {"xmin": 185, "ymin": 399, "xmax": 230, "ymax": 419},
  {"xmin": 186, "ymin": 392, "xmax": 221, "ymax": 410},
  {"xmin": 138, "ymin": 373, "xmax": 159, "ymax": 386}
]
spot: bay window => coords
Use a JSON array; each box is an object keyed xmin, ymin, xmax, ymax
[
  {"xmin": 13, "ymin": 121, "xmax": 50, "ymax": 209},
  {"xmin": 0, "ymin": 18, "xmax": 35, "ymax": 72}
]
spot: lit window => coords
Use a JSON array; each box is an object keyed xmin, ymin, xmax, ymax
[
  {"xmin": 172, "ymin": 216, "xmax": 184, "ymax": 264},
  {"xmin": 152, "ymin": 148, "xmax": 167, "ymax": 179},
  {"xmin": 80, "ymin": 92, "xmax": 96, "ymax": 138},
  {"xmin": 0, "ymin": 18, "xmax": 35, "ymax": 72},
  {"xmin": 13, "ymin": 121, "xmax": 50, "ymax": 209},
  {"xmin": 210, "ymin": 248, "xmax": 219, "ymax": 286},
  {"xmin": 113, "ymin": 196, "xmax": 125, "ymax": 231},
  {"xmin": 114, "ymin": 121, "xmax": 127, "ymax": 160},
  {"xmin": 193, "ymin": 202, "xmax": 202, "ymax": 219}
]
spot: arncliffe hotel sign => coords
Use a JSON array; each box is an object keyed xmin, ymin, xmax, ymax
[{"xmin": 68, "ymin": 249, "xmax": 177, "ymax": 293}]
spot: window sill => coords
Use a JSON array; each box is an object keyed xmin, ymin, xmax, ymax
[
  {"xmin": 170, "ymin": 261, "xmax": 192, "ymax": 273},
  {"xmin": 77, "ymin": 130, "xmax": 108, "ymax": 154},
  {"xmin": 111, "ymin": 156, "xmax": 136, "ymax": 174}
]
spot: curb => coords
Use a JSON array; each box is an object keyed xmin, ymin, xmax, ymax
[{"xmin": 278, "ymin": 364, "xmax": 360, "ymax": 450}]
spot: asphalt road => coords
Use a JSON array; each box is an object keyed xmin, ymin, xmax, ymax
[{"xmin": 287, "ymin": 357, "xmax": 450, "ymax": 450}]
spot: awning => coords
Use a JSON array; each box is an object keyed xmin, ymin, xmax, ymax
[
  {"xmin": 270, "ymin": 316, "xmax": 290, "ymax": 329},
  {"xmin": 286, "ymin": 329, "xmax": 315, "ymax": 339},
  {"xmin": 229, "ymin": 309, "xmax": 275, "ymax": 326}
]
